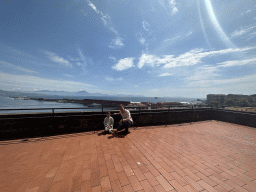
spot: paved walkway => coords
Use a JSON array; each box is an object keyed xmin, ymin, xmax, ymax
[{"xmin": 0, "ymin": 120, "xmax": 256, "ymax": 192}]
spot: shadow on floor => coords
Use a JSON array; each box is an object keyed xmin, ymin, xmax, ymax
[
  {"xmin": 98, "ymin": 131, "xmax": 111, "ymax": 136},
  {"xmin": 107, "ymin": 130, "xmax": 130, "ymax": 139},
  {"xmin": 0, "ymin": 131, "xmax": 96, "ymax": 145}
]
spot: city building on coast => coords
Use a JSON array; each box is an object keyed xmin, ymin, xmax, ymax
[
  {"xmin": 207, "ymin": 94, "xmax": 256, "ymax": 104},
  {"xmin": 127, "ymin": 101, "xmax": 186, "ymax": 110}
]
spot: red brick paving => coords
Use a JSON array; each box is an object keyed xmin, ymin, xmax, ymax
[{"xmin": 1, "ymin": 120, "xmax": 256, "ymax": 191}]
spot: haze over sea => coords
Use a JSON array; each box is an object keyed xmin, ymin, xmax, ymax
[{"xmin": 0, "ymin": 95, "xmax": 199, "ymax": 114}]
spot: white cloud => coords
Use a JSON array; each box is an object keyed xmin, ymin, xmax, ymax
[
  {"xmin": 158, "ymin": 72, "xmax": 173, "ymax": 77},
  {"xmin": 76, "ymin": 62, "xmax": 82, "ymax": 66},
  {"xmin": 148, "ymin": 88, "xmax": 159, "ymax": 92},
  {"xmin": 231, "ymin": 29, "xmax": 248, "ymax": 38},
  {"xmin": 109, "ymin": 27, "xmax": 118, "ymax": 35},
  {"xmin": 88, "ymin": 1, "xmax": 111, "ymax": 27},
  {"xmin": 138, "ymin": 54, "xmax": 168, "ymax": 68},
  {"xmin": 105, "ymin": 77, "xmax": 123, "ymax": 81},
  {"xmin": 112, "ymin": 58, "xmax": 134, "ymax": 71},
  {"xmin": 63, "ymin": 74, "xmax": 73, "ymax": 78},
  {"xmin": 157, "ymin": 0, "xmax": 165, "ymax": 8},
  {"xmin": 154, "ymin": 35, "xmax": 180, "ymax": 53},
  {"xmin": 163, "ymin": 49, "xmax": 206, "ymax": 68},
  {"xmin": 186, "ymin": 65, "xmax": 220, "ymax": 83},
  {"xmin": 217, "ymin": 57, "xmax": 256, "ymax": 67},
  {"xmin": 171, "ymin": 6, "xmax": 178, "ymax": 15},
  {"xmin": 138, "ymin": 47, "xmax": 256, "ymax": 69},
  {"xmin": 142, "ymin": 21, "xmax": 150, "ymax": 31},
  {"xmin": 0, "ymin": 61, "xmax": 36, "ymax": 73},
  {"xmin": 78, "ymin": 48, "xmax": 87, "ymax": 66},
  {"xmin": 157, "ymin": 0, "xmax": 178, "ymax": 15},
  {"xmin": 182, "ymin": 63, "xmax": 256, "ymax": 92},
  {"xmin": 76, "ymin": 49, "xmax": 94, "ymax": 73},
  {"xmin": 164, "ymin": 35, "xmax": 180, "ymax": 43},
  {"xmin": 44, "ymin": 51, "xmax": 72, "ymax": 67},
  {"xmin": 186, "ymin": 31, "xmax": 193, "ymax": 36},
  {"xmin": 139, "ymin": 38, "xmax": 146, "ymax": 45},
  {"xmin": 246, "ymin": 10, "xmax": 252, "ymax": 13},
  {"xmin": 162, "ymin": 46, "xmax": 256, "ymax": 68},
  {"xmin": 168, "ymin": 0, "xmax": 178, "ymax": 15},
  {"xmin": 88, "ymin": 1, "xmax": 99, "ymax": 13},
  {"xmin": 169, "ymin": 0, "xmax": 176, "ymax": 6},
  {"xmin": 0, "ymin": 72, "xmax": 97, "ymax": 92},
  {"xmin": 87, "ymin": 1, "xmax": 124, "ymax": 49},
  {"xmin": 231, "ymin": 25, "xmax": 256, "ymax": 38},
  {"xmin": 101, "ymin": 14, "xmax": 111, "ymax": 26},
  {"xmin": 67, "ymin": 55, "xmax": 80, "ymax": 61},
  {"xmin": 109, "ymin": 37, "xmax": 124, "ymax": 49},
  {"xmin": 109, "ymin": 56, "xmax": 117, "ymax": 61},
  {"xmin": 247, "ymin": 31, "xmax": 256, "ymax": 41},
  {"xmin": 187, "ymin": 71, "xmax": 256, "ymax": 89}
]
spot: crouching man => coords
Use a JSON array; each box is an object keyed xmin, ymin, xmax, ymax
[{"xmin": 114, "ymin": 104, "xmax": 133, "ymax": 134}]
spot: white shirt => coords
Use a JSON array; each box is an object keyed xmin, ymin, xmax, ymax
[
  {"xmin": 120, "ymin": 109, "xmax": 133, "ymax": 122},
  {"xmin": 104, "ymin": 116, "xmax": 114, "ymax": 128}
]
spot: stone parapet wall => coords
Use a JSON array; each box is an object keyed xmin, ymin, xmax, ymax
[
  {"xmin": 0, "ymin": 108, "xmax": 255, "ymax": 140},
  {"xmin": 211, "ymin": 109, "xmax": 256, "ymax": 128}
]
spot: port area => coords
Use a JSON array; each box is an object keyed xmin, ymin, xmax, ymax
[
  {"xmin": 11, "ymin": 96, "xmax": 197, "ymax": 109},
  {"xmin": 0, "ymin": 121, "xmax": 256, "ymax": 192}
]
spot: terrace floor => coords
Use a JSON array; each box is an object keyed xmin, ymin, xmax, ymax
[{"xmin": 0, "ymin": 120, "xmax": 256, "ymax": 192}]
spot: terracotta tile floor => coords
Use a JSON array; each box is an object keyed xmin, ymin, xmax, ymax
[{"xmin": 0, "ymin": 120, "xmax": 256, "ymax": 192}]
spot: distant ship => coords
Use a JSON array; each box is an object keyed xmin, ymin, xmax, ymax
[{"xmin": 154, "ymin": 97, "xmax": 158, "ymax": 99}]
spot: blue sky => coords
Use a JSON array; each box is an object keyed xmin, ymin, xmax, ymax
[{"xmin": 0, "ymin": 0, "xmax": 256, "ymax": 98}]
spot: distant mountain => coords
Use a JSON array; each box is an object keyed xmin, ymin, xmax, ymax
[
  {"xmin": 76, "ymin": 90, "xmax": 89, "ymax": 95},
  {"xmin": 34, "ymin": 90, "xmax": 111, "ymax": 96},
  {"xmin": 34, "ymin": 90, "xmax": 89, "ymax": 96},
  {"xmin": 33, "ymin": 90, "xmax": 144, "ymax": 97},
  {"xmin": 0, "ymin": 89, "xmax": 143, "ymax": 98},
  {"xmin": 0, "ymin": 90, "xmax": 205, "ymax": 101}
]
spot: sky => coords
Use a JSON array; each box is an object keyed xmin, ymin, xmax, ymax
[{"xmin": 0, "ymin": 0, "xmax": 256, "ymax": 98}]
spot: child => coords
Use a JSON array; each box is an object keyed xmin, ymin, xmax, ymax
[{"xmin": 104, "ymin": 111, "xmax": 114, "ymax": 133}]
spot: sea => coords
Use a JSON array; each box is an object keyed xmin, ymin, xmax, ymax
[{"xmin": 0, "ymin": 95, "xmax": 201, "ymax": 114}]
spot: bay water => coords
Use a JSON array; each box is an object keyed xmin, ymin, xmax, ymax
[
  {"xmin": 0, "ymin": 95, "xmax": 199, "ymax": 114},
  {"xmin": 0, "ymin": 95, "xmax": 108, "ymax": 114}
]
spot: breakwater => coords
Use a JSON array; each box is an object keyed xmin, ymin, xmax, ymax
[
  {"xmin": 28, "ymin": 98, "xmax": 130, "ymax": 107},
  {"xmin": 81, "ymin": 99, "xmax": 130, "ymax": 106}
]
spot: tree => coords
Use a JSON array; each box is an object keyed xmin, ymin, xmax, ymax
[
  {"xmin": 237, "ymin": 98, "xmax": 251, "ymax": 107},
  {"xmin": 224, "ymin": 99, "xmax": 236, "ymax": 107},
  {"xmin": 209, "ymin": 100, "xmax": 221, "ymax": 108},
  {"xmin": 225, "ymin": 98, "xmax": 251, "ymax": 107}
]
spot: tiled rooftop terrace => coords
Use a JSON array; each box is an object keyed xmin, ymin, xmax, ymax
[{"xmin": 0, "ymin": 120, "xmax": 256, "ymax": 192}]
